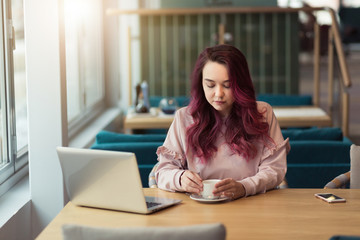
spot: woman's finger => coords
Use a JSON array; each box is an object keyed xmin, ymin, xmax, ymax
[
  {"xmin": 213, "ymin": 178, "xmax": 245, "ymax": 199},
  {"xmin": 213, "ymin": 178, "xmax": 234, "ymax": 193},
  {"xmin": 181, "ymin": 171, "xmax": 203, "ymax": 193}
]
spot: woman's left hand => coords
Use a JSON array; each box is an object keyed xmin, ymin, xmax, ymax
[{"xmin": 213, "ymin": 178, "xmax": 245, "ymax": 200}]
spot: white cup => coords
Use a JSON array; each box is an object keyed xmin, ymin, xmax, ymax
[{"xmin": 201, "ymin": 179, "xmax": 221, "ymax": 199}]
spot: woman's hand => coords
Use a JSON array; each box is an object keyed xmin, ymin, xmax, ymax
[
  {"xmin": 213, "ymin": 178, "xmax": 245, "ymax": 200},
  {"xmin": 180, "ymin": 170, "xmax": 203, "ymax": 194}
]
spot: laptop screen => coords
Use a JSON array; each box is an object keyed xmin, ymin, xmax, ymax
[{"xmin": 57, "ymin": 147, "xmax": 149, "ymax": 212}]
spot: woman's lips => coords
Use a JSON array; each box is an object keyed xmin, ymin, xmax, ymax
[{"xmin": 214, "ymin": 101, "xmax": 225, "ymax": 105}]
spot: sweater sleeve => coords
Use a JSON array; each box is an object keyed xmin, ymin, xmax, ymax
[
  {"xmin": 239, "ymin": 102, "xmax": 290, "ymax": 197},
  {"xmin": 155, "ymin": 108, "xmax": 189, "ymax": 192}
]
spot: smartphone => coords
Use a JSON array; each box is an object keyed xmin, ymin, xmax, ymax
[{"xmin": 315, "ymin": 193, "xmax": 346, "ymax": 203}]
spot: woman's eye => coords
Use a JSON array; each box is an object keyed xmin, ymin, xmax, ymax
[
  {"xmin": 207, "ymin": 85, "xmax": 215, "ymax": 88},
  {"xmin": 224, "ymin": 84, "xmax": 230, "ymax": 89}
]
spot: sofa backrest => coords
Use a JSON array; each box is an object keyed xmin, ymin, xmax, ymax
[
  {"xmin": 284, "ymin": 127, "xmax": 352, "ymax": 188},
  {"xmin": 95, "ymin": 131, "xmax": 166, "ymax": 144},
  {"xmin": 281, "ymin": 127, "xmax": 343, "ymax": 141}
]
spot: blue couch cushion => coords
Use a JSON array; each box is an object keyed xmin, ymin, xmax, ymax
[
  {"xmin": 285, "ymin": 135, "xmax": 352, "ymax": 188},
  {"xmin": 287, "ymin": 138, "xmax": 352, "ymax": 164},
  {"xmin": 95, "ymin": 131, "xmax": 166, "ymax": 144},
  {"xmin": 281, "ymin": 127, "xmax": 343, "ymax": 141},
  {"xmin": 286, "ymin": 164, "xmax": 350, "ymax": 188}
]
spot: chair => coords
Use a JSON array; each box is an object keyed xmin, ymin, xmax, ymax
[
  {"xmin": 324, "ymin": 171, "xmax": 350, "ymax": 189},
  {"xmin": 350, "ymin": 144, "xmax": 360, "ymax": 189},
  {"xmin": 329, "ymin": 236, "xmax": 360, "ymax": 240},
  {"xmin": 324, "ymin": 144, "xmax": 360, "ymax": 189},
  {"xmin": 148, "ymin": 162, "xmax": 159, "ymax": 188},
  {"xmin": 284, "ymin": 127, "xmax": 353, "ymax": 188},
  {"xmin": 62, "ymin": 223, "xmax": 226, "ymax": 240}
]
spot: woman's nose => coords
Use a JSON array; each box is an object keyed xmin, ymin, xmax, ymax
[{"xmin": 215, "ymin": 86, "xmax": 224, "ymax": 97}]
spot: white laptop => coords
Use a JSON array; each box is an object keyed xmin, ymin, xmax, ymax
[{"xmin": 56, "ymin": 147, "xmax": 182, "ymax": 214}]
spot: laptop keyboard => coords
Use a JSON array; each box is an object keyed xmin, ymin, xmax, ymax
[{"xmin": 146, "ymin": 201, "xmax": 162, "ymax": 209}]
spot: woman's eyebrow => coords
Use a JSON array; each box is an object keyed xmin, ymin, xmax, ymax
[
  {"xmin": 204, "ymin": 78, "xmax": 230, "ymax": 83},
  {"xmin": 204, "ymin": 78, "xmax": 215, "ymax": 82}
]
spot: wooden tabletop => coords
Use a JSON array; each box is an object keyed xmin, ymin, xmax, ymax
[
  {"xmin": 36, "ymin": 188, "xmax": 360, "ymax": 240},
  {"xmin": 273, "ymin": 106, "xmax": 332, "ymax": 127},
  {"xmin": 124, "ymin": 106, "xmax": 332, "ymax": 131}
]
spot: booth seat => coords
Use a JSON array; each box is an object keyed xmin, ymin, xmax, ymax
[
  {"xmin": 282, "ymin": 127, "xmax": 352, "ymax": 188},
  {"xmin": 92, "ymin": 127, "xmax": 352, "ymax": 188}
]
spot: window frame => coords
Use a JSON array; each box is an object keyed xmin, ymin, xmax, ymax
[{"xmin": 0, "ymin": 0, "xmax": 28, "ymax": 188}]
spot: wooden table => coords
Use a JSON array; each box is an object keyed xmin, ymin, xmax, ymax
[
  {"xmin": 124, "ymin": 106, "xmax": 332, "ymax": 132},
  {"xmin": 273, "ymin": 106, "xmax": 332, "ymax": 128},
  {"xmin": 37, "ymin": 188, "xmax": 360, "ymax": 240},
  {"xmin": 124, "ymin": 108, "xmax": 174, "ymax": 131}
]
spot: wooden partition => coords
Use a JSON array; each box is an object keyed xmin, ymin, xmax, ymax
[{"xmin": 122, "ymin": 9, "xmax": 300, "ymax": 97}]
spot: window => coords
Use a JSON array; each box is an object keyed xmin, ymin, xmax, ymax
[
  {"xmin": 0, "ymin": 0, "xmax": 28, "ymax": 186},
  {"xmin": 64, "ymin": 0, "xmax": 105, "ymax": 138},
  {"xmin": 1, "ymin": 0, "xmax": 106, "ymax": 189}
]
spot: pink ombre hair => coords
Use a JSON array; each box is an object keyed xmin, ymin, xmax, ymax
[{"xmin": 186, "ymin": 44, "xmax": 272, "ymax": 162}]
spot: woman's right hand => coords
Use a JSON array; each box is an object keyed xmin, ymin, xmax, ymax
[{"xmin": 180, "ymin": 170, "xmax": 203, "ymax": 194}]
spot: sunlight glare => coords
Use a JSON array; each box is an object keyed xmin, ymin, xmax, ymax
[{"xmin": 64, "ymin": 0, "xmax": 92, "ymax": 26}]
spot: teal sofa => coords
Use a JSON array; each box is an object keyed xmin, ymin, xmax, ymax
[
  {"xmin": 91, "ymin": 127, "xmax": 352, "ymax": 188},
  {"xmin": 282, "ymin": 127, "xmax": 352, "ymax": 188}
]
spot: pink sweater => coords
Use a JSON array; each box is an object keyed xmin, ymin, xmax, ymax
[{"xmin": 155, "ymin": 101, "xmax": 290, "ymax": 197}]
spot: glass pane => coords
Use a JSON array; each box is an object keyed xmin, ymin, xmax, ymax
[
  {"xmin": 81, "ymin": 0, "xmax": 103, "ymax": 108},
  {"xmin": 12, "ymin": 0, "xmax": 27, "ymax": 152},
  {"xmin": 83, "ymin": 37, "xmax": 102, "ymax": 107},
  {"xmin": 65, "ymin": 0, "xmax": 103, "ymax": 122},
  {"xmin": 65, "ymin": 27, "xmax": 81, "ymax": 122},
  {"xmin": 65, "ymin": 0, "xmax": 82, "ymax": 122}
]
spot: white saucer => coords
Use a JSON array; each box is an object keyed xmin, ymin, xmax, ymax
[{"xmin": 190, "ymin": 194, "xmax": 229, "ymax": 203}]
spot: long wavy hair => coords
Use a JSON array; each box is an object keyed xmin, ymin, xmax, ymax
[{"xmin": 186, "ymin": 44, "xmax": 272, "ymax": 162}]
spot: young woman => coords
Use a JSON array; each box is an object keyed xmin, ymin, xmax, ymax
[{"xmin": 155, "ymin": 44, "xmax": 290, "ymax": 200}]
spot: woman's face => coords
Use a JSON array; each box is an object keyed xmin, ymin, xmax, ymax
[{"xmin": 202, "ymin": 61, "xmax": 234, "ymax": 117}]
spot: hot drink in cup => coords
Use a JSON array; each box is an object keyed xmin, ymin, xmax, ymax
[{"xmin": 201, "ymin": 179, "xmax": 221, "ymax": 199}]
